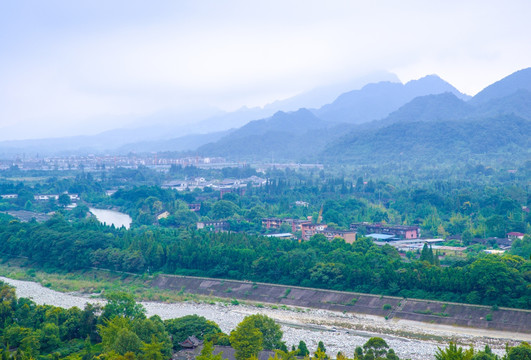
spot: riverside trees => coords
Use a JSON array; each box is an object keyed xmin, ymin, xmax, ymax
[
  {"xmin": 0, "ymin": 214, "xmax": 529, "ymax": 308},
  {"xmin": 1, "ymin": 280, "xmax": 531, "ymax": 360}
]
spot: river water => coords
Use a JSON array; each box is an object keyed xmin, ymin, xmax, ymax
[
  {"xmin": 89, "ymin": 208, "xmax": 132, "ymax": 229},
  {"xmin": 0, "ymin": 276, "xmax": 520, "ymax": 360}
]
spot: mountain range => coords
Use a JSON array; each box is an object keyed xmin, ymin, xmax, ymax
[
  {"xmin": 1, "ymin": 67, "xmax": 530, "ymax": 164},
  {"xmin": 195, "ymin": 68, "xmax": 531, "ymax": 162}
]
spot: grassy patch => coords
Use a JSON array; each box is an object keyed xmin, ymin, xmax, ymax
[
  {"xmin": 413, "ymin": 309, "xmax": 450, "ymax": 317},
  {"xmin": 0, "ymin": 260, "xmax": 214, "ymax": 304},
  {"xmin": 282, "ymin": 288, "xmax": 291, "ymax": 299},
  {"xmin": 347, "ymin": 298, "xmax": 358, "ymax": 306}
]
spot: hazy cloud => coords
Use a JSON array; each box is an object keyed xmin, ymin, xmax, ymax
[{"xmin": 1, "ymin": 0, "xmax": 531, "ymax": 140}]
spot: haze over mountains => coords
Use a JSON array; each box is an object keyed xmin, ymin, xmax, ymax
[
  {"xmin": 1, "ymin": 68, "xmax": 530, "ymax": 163},
  {"xmin": 196, "ymin": 68, "xmax": 531, "ymax": 162}
]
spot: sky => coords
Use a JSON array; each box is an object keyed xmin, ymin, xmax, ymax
[{"xmin": 1, "ymin": 0, "xmax": 531, "ymax": 141}]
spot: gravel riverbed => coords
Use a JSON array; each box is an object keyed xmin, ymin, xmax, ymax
[{"xmin": 2, "ymin": 276, "xmax": 528, "ymax": 360}]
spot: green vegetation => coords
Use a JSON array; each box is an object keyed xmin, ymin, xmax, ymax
[
  {"xmin": 0, "ymin": 279, "xmax": 530, "ymax": 359},
  {"xmin": 0, "ymin": 158, "xmax": 530, "ymax": 311},
  {"xmin": 229, "ymin": 318, "xmax": 263, "ymax": 360},
  {"xmin": 0, "ymin": 214, "xmax": 528, "ymax": 308},
  {"xmin": 433, "ymin": 342, "xmax": 531, "ymax": 360},
  {"xmin": 345, "ymin": 298, "xmax": 358, "ymax": 306},
  {"xmin": 164, "ymin": 315, "xmax": 221, "ymax": 350}
]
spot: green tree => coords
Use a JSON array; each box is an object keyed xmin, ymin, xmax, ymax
[
  {"xmin": 240, "ymin": 314, "xmax": 283, "ymax": 350},
  {"xmin": 82, "ymin": 336, "xmax": 93, "ymax": 360},
  {"xmin": 314, "ymin": 341, "xmax": 327, "ymax": 360},
  {"xmin": 363, "ymin": 337, "xmax": 389, "ymax": 358},
  {"xmin": 507, "ymin": 342, "xmax": 531, "ymax": 360},
  {"xmin": 114, "ymin": 328, "xmax": 142, "ymax": 355},
  {"xmin": 58, "ymin": 194, "xmax": 72, "ymax": 207},
  {"xmin": 354, "ymin": 346, "xmax": 363, "ymax": 359},
  {"xmin": 471, "ymin": 352, "xmax": 496, "ymax": 360},
  {"xmin": 273, "ymin": 349, "xmax": 299, "ymax": 360},
  {"xmin": 211, "ymin": 200, "xmax": 240, "ymax": 219},
  {"xmin": 419, "ymin": 243, "xmax": 434, "ymax": 264},
  {"xmin": 164, "ymin": 315, "xmax": 222, "ymax": 350},
  {"xmin": 196, "ymin": 341, "xmax": 224, "ymax": 360},
  {"xmin": 132, "ymin": 316, "xmax": 172, "ymax": 358},
  {"xmin": 39, "ymin": 322, "xmax": 61, "ymax": 353},
  {"xmin": 140, "ymin": 336, "xmax": 164, "ymax": 360},
  {"xmin": 230, "ymin": 318, "xmax": 263, "ymax": 360},
  {"xmin": 297, "ymin": 341, "xmax": 309, "ymax": 357},
  {"xmin": 102, "ymin": 292, "xmax": 146, "ymax": 321},
  {"xmin": 98, "ymin": 316, "xmax": 139, "ymax": 355},
  {"xmin": 386, "ymin": 348, "xmax": 400, "ymax": 360},
  {"xmin": 435, "ymin": 342, "xmax": 474, "ymax": 360}
]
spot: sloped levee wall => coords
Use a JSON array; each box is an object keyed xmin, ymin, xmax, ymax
[{"xmin": 151, "ymin": 275, "xmax": 531, "ymax": 333}]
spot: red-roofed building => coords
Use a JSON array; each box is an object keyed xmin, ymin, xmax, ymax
[{"xmin": 507, "ymin": 232, "xmax": 525, "ymax": 240}]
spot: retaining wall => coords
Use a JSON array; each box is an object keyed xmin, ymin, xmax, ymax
[{"xmin": 151, "ymin": 275, "xmax": 531, "ymax": 333}]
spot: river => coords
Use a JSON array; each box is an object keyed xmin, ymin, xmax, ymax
[
  {"xmin": 0, "ymin": 276, "xmax": 522, "ymax": 360},
  {"xmin": 89, "ymin": 208, "xmax": 132, "ymax": 229}
]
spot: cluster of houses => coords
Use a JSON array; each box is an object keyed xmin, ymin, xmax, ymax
[
  {"xmin": 162, "ymin": 176, "xmax": 267, "ymax": 194},
  {"xmin": 1, "ymin": 154, "xmax": 229, "ymax": 172},
  {"xmin": 261, "ymin": 217, "xmax": 358, "ymax": 243},
  {"xmin": 196, "ymin": 217, "xmax": 524, "ymax": 257},
  {"xmin": 1, "ymin": 193, "xmax": 79, "ymax": 202},
  {"xmin": 196, "ymin": 218, "xmax": 423, "ymax": 245}
]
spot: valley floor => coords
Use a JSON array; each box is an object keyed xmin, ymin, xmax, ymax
[{"xmin": 2, "ymin": 276, "xmax": 529, "ymax": 360}]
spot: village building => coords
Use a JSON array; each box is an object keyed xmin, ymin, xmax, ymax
[
  {"xmin": 432, "ymin": 245, "xmax": 467, "ymax": 257},
  {"xmin": 0, "ymin": 194, "xmax": 18, "ymax": 199},
  {"xmin": 262, "ymin": 218, "xmax": 310, "ymax": 233},
  {"xmin": 197, "ymin": 220, "xmax": 229, "ymax": 232},
  {"xmin": 34, "ymin": 194, "xmax": 60, "ymax": 201},
  {"xmin": 265, "ymin": 233, "xmax": 294, "ymax": 239},
  {"xmin": 156, "ymin": 211, "xmax": 170, "ymax": 220},
  {"xmin": 179, "ymin": 336, "xmax": 203, "ymax": 349},
  {"xmin": 319, "ymin": 228, "xmax": 357, "ymax": 243},
  {"xmin": 188, "ymin": 203, "xmax": 201, "ymax": 212},
  {"xmin": 350, "ymin": 222, "xmax": 420, "ymax": 239},
  {"xmin": 507, "ymin": 232, "xmax": 525, "ymax": 240}
]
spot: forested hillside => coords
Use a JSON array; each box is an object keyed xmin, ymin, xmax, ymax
[
  {"xmin": 321, "ymin": 115, "xmax": 531, "ymax": 163},
  {"xmin": 194, "ymin": 67, "xmax": 531, "ymax": 163}
]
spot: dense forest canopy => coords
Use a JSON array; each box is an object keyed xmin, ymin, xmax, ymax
[{"xmin": 0, "ymin": 215, "xmax": 529, "ymax": 309}]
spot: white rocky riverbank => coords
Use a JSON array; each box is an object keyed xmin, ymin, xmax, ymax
[{"xmin": 2, "ymin": 276, "xmax": 528, "ymax": 360}]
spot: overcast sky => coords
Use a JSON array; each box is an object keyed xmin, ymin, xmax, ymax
[{"xmin": 1, "ymin": 0, "xmax": 530, "ymax": 141}]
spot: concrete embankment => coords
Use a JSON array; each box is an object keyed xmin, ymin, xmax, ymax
[
  {"xmin": 2, "ymin": 275, "xmax": 529, "ymax": 360},
  {"xmin": 152, "ymin": 275, "xmax": 531, "ymax": 334}
]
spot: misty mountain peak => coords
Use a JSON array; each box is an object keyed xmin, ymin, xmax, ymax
[
  {"xmin": 315, "ymin": 74, "xmax": 469, "ymax": 124},
  {"xmin": 471, "ymin": 67, "xmax": 531, "ymax": 104}
]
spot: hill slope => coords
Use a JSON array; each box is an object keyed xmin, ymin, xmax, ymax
[
  {"xmin": 471, "ymin": 67, "xmax": 531, "ymax": 105},
  {"xmin": 196, "ymin": 109, "xmax": 353, "ymax": 160},
  {"xmin": 321, "ymin": 115, "xmax": 531, "ymax": 163},
  {"xmin": 315, "ymin": 75, "xmax": 469, "ymax": 124}
]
